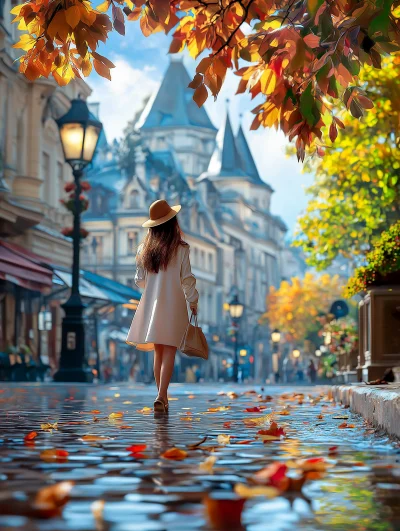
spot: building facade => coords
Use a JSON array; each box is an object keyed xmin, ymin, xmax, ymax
[
  {"xmin": 83, "ymin": 58, "xmax": 290, "ymax": 382},
  {"xmin": 0, "ymin": 1, "xmax": 90, "ymax": 368}
]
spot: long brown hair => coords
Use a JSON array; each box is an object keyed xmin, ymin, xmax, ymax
[{"xmin": 140, "ymin": 217, "xmax": 186, "ymax": 273}]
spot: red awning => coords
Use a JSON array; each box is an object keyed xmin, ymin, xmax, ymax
[{"xmin": 0, "ymin": 240, "xmax": 53, "ymax": 293}]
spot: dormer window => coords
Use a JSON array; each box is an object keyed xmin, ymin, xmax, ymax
[{"xmin": 129, "ymin": 189, "xmax": 139, "ymax": 208}]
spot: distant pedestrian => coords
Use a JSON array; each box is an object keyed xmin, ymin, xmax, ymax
[
  {"xmin": 126, "ymin": 200, "xmax": 200, "ymax": 413},
  {"xmin": 308, "ymin": 360, "xmax": 317, "ymax": 383}
]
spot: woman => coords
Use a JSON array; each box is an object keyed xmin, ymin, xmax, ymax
[{"xmin": 126, "ymin": 200, "xmax": 199, "ymax": 412}]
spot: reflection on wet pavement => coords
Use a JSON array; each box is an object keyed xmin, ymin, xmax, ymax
[{"xmin": 0, "ymin": 383, "xmax": 399, "ymax": 530}]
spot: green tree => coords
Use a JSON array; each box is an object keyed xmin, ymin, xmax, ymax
[{"xmin": 294, "ymin": 54, "xmax": 400, "ymax": 270}]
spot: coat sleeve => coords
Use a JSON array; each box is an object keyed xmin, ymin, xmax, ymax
[
  {"xmin": 134, "ymin": 245, "xmax": 146, "ymax": 289},
  {"xmin": 181, "ymin": 246, "xmax": 199, "ymax": 308}
]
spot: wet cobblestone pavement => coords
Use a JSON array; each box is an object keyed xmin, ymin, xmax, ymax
[{"xmin": 0, "ymin": 383, "xmax": 399, "ymax": 531}]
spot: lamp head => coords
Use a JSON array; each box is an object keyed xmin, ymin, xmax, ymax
[{"xmin": 56, "ymin": 98, "xmax": 102, "ymax": 170}]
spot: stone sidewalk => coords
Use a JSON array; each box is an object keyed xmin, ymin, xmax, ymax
[
  {"xmin": 331, "ymin": 383, "xmax": 400, "ymax": 439},
  {"xmin": 0, "ymin": 383, "xmax": 399, "ymax": 531}
]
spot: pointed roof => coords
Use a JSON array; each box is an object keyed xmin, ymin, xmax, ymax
[
  {"xmin": 235, "ymin": 125, "xmax": 265, "ymax": 186},
  {"xmin": 137, "ymin": 59, "xmax": 216, "ymax": 131},
  {"xmin": 207, "ymin": 112, "xmax": 246, "ymax": 177}
]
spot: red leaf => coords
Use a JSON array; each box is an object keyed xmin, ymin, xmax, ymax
[
  {"xmin": 303, "ymin": 34, "xmax": 320, "ymax": 48},
  {"xmin": 193, "ymin": 83, "xmax": 208, "ymax": 107},
  {"xmin": 329, "ymin": 121, "xmax": 338, "ymax": 142}
]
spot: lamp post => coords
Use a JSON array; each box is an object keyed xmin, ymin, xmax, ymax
[
  {"xmin": 271, "ymin": 328, "xmax": 281, "ymax": 382},
  {"xmin": 54, "ymin": 99, "xmax": 102, "ymax": 382},
  {"xmin": 229, "ymin": 294, "xmax": 244, "ymax": 383}
]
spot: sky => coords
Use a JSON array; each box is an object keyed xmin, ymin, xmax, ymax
[{"xmin": 88, "ymin": 24, "xmax": 314, "ymax": 234}]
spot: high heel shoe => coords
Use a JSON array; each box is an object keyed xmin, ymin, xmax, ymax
[{"xmin": 153, "ymin": 396, "xmax": 169, "ymax": 413}]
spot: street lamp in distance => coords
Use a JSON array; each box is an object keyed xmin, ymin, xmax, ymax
[
  {"xmin": 229, "ymin": 294, "xmax": 244, "ymax": 383},
  {"xmin": 292, "ymin": 349, "xmax": 301, "ymax": 359},
  {"xmin": 54, "ymin": 98, "xmax": 102, "ymax": 383},
  {"xmin": 271, "ymin": 329, "xmax": 281, "ymax": 344}
]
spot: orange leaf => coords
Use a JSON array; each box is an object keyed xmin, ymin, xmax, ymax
[
  {"xmin": 66, "ymin": 6, "xmax": 81, "ymax": 29},
  {"xmin": 193, "ymin": 83, "xmax": 208, "ymax": 108},
  {"xmin": 40, "ymin": 449, "xmax": 69, "ymax": 462},
  {"xmin": 161, "ymin": 447, "xmax": 188, "ymax": 460},
  {"xmin": 80, "ymin": 435, "xmax": 111, "ymax": 441},
  {"xmin": 35, "ymin": 481, "xmax": 73, "ymax": 509},
  {"xmin": 24, "ymin": 431, "xmax": 38, "ymax": 441},
  {"xmin": 93, "ymin": 59, "xmax": 111, "ymax": 80}
]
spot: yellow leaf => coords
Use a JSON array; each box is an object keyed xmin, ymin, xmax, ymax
[
  {"xmin": 199, "ymin": 455, "xmax": 217, "ymax": 472},
  {"xmin": 260, "ymin": 69, "xmax": 276, "ymax": 95},
  {"xmin": 66, "ymin": 6, "xmax": 81, "ymax": 29},
  {"xmin": 97, "ymin": 0, "xmax": 110, "ymax": 12},
  {"xmin": 217, "ymin": 434, "xmax": 231, "ymax": 445},
  {"xmin": 13, "ymin": 34, "xmax": 35, "ymax": 51},
  {"xmin": 10, "ymin": 4, "xmax": 24, "ymax": 15},
  {"xmin": 234, "ymin": 483, "xmax": 279, "ymax": 499}
]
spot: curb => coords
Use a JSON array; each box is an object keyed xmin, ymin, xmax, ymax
[{"xmin": 330, "ymin": 384, "xmax": 400, "ymax": 439}]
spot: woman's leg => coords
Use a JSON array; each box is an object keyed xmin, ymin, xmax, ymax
[
  {"xmin": 158, "ymin": 345, "xmax": 177, "ymax": 402},
  {"xmin": 153, "ymin": 344, "xmax": 163, "ymax": 392}
]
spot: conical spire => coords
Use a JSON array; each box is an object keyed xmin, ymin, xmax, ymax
[
  {"xmin": 137, "ymin": 60, "xmax": 216, "ymax": 131},
  {"xmin": 235, "ymin": 125, "xmax": 264, "ymax": 185},
  {"xmin": 207, "ymin": 112, "xmax": 246, "ymax": 176}
]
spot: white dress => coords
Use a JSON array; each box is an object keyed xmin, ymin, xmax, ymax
[{"xmin": 126, "ymin": 243, "xmax": 199, "ymax": 351}]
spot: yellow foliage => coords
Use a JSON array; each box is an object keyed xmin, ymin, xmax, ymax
[{"xmin": 263, "ymin": 273, "xmax": 343, "ymax": 342}]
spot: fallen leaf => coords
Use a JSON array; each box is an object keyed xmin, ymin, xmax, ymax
[
  {"xmin": 137, "ymin": 407, "xmax": 152, "ymax": 414},
  {"xmin": 126, "ymin": 444, "xmax": 147, "ymax": 453},
  {"xmin": 257, "ymin": 421, "xmax": 286, "ymax": 440},
  {"xmin": 235, "ymin": 440, "xmax": 254, "ymax": 445},
  {"xmin": 118, "ymin": 425, "xmax": 132, "ymax": 429},
  {"xmin": 217, "ymin": 434, "xmax": 231, "ymax": 445},
  {"xmin": 208, "ymin": 406, "xmax": 231, "ymax": 412},
  {"xmin": 80, "ymin": 435, "xmax": 111, "ymax": 442},
  {"xmin": 245, "ymin": 406, "xmax": 266, "ymax": 413},
  {"xmin": 252, "ymin": 463, "xmax": 289, "ymax": 491},
  {"xmin": 223, "ymin": 422, "xmax": 232, "ymax": 429},
  {"xmin": 338, "ymin": 422, "xmax": 355, "ymax": 429},
  {"xmin": 292, "ymin": 457, "xmax": 331, "ymax": 472},
  {"xmin": 90, "ymin": 409, "xmax": 101, "ymax": 414},
  {"xmin": 24, "ymin": 431, "xmax": 38, "ymax": 442},
  {"xmin": 199, "ymin": 455, "xmax": 217, "ymax": 472},
  {"xmin": 40, "ymin": 449, "xmax": 69, "ymax": 462},
  {"xmin": 161, "ymin": 447, "xmax": 188, "ymax": 460},
  {"xmin": 333, "ymin": 415, "xmax": 349, "ymax": 419},
  {"xmin": 108, "ymin": 412, "xmax": 124, "ymax": 419},
  {"xmin": 34, "ymin": 480, "xmax": 74, "ymax": 517},
  {"xmin": 41, "ymin": 422, "xmax": 58, "ymax": 432},
  {"xmin": 234, "ymin": 483, "xmax": 279, "ymax": 499}
]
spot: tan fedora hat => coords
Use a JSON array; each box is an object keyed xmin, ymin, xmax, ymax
[{"xmin": 142, "ymin": 199, "xmax": 181, "ymax": 228}]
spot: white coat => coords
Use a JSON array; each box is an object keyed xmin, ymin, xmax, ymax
[{"xmin": 126, "ymin": 243, "xmax": 199, "ymax": 351}]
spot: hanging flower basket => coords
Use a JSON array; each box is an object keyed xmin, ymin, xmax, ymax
[{"xmin": 61, "ymin": 227, "xmax": 89, "ymax": 239}]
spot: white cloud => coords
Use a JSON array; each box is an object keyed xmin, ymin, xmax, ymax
[{"xmin": 89, "ymin": 55, "xmax": 160, "ymax": 141}]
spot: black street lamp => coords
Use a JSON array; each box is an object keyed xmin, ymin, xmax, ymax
[
  {"xmin": 54, "ymin": 99, "xmax": 102, "ymax": 382},
  {"xmin": 229, "ymin": 294, "xmax": 244, "ymax": 383}
]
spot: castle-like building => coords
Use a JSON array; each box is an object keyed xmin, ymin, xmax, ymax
[{"xmin": 82, "ymin": 58, "xmax": 294, "ymax": 381}]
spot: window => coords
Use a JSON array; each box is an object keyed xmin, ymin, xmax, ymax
[
  {"xmin": 127, "ymin": 278, "xmax": 135, "ymax": 288},
  {"xmin": 42, "ymin": 152, "xmax": 51, "ymax": 204},
  {"xmin": 57, "ymin": 162, "xmax": 63, "ymax": 204},
  {"xmin": 129, "ymin": 189, "xmax": 140, "ymax": 208},
  {"xmin": 201, "ymin": 250, "xmax": 205, "ymax": 269},
  {"xmin": 194, "ymin": 248, "xmax": 199, "ymax": 266},
  {"xmin": 208, "ymin": 292, "xmax": 213, "ymax": 321},
  {"xmin": 208, "ymin": 253, "xmax": 213, "ymax": 272},
  {"xmin": 93, "ymin": 236, "xmax": 104, "ymax": 260},
  {"xmin": 127, "ymin": 231, "xmax": 138, "ymax": 255}
]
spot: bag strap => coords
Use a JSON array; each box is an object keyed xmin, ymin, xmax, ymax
[{"xmin": 190, "ymin": 311, "xmax": 199, "ymax": 327}]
